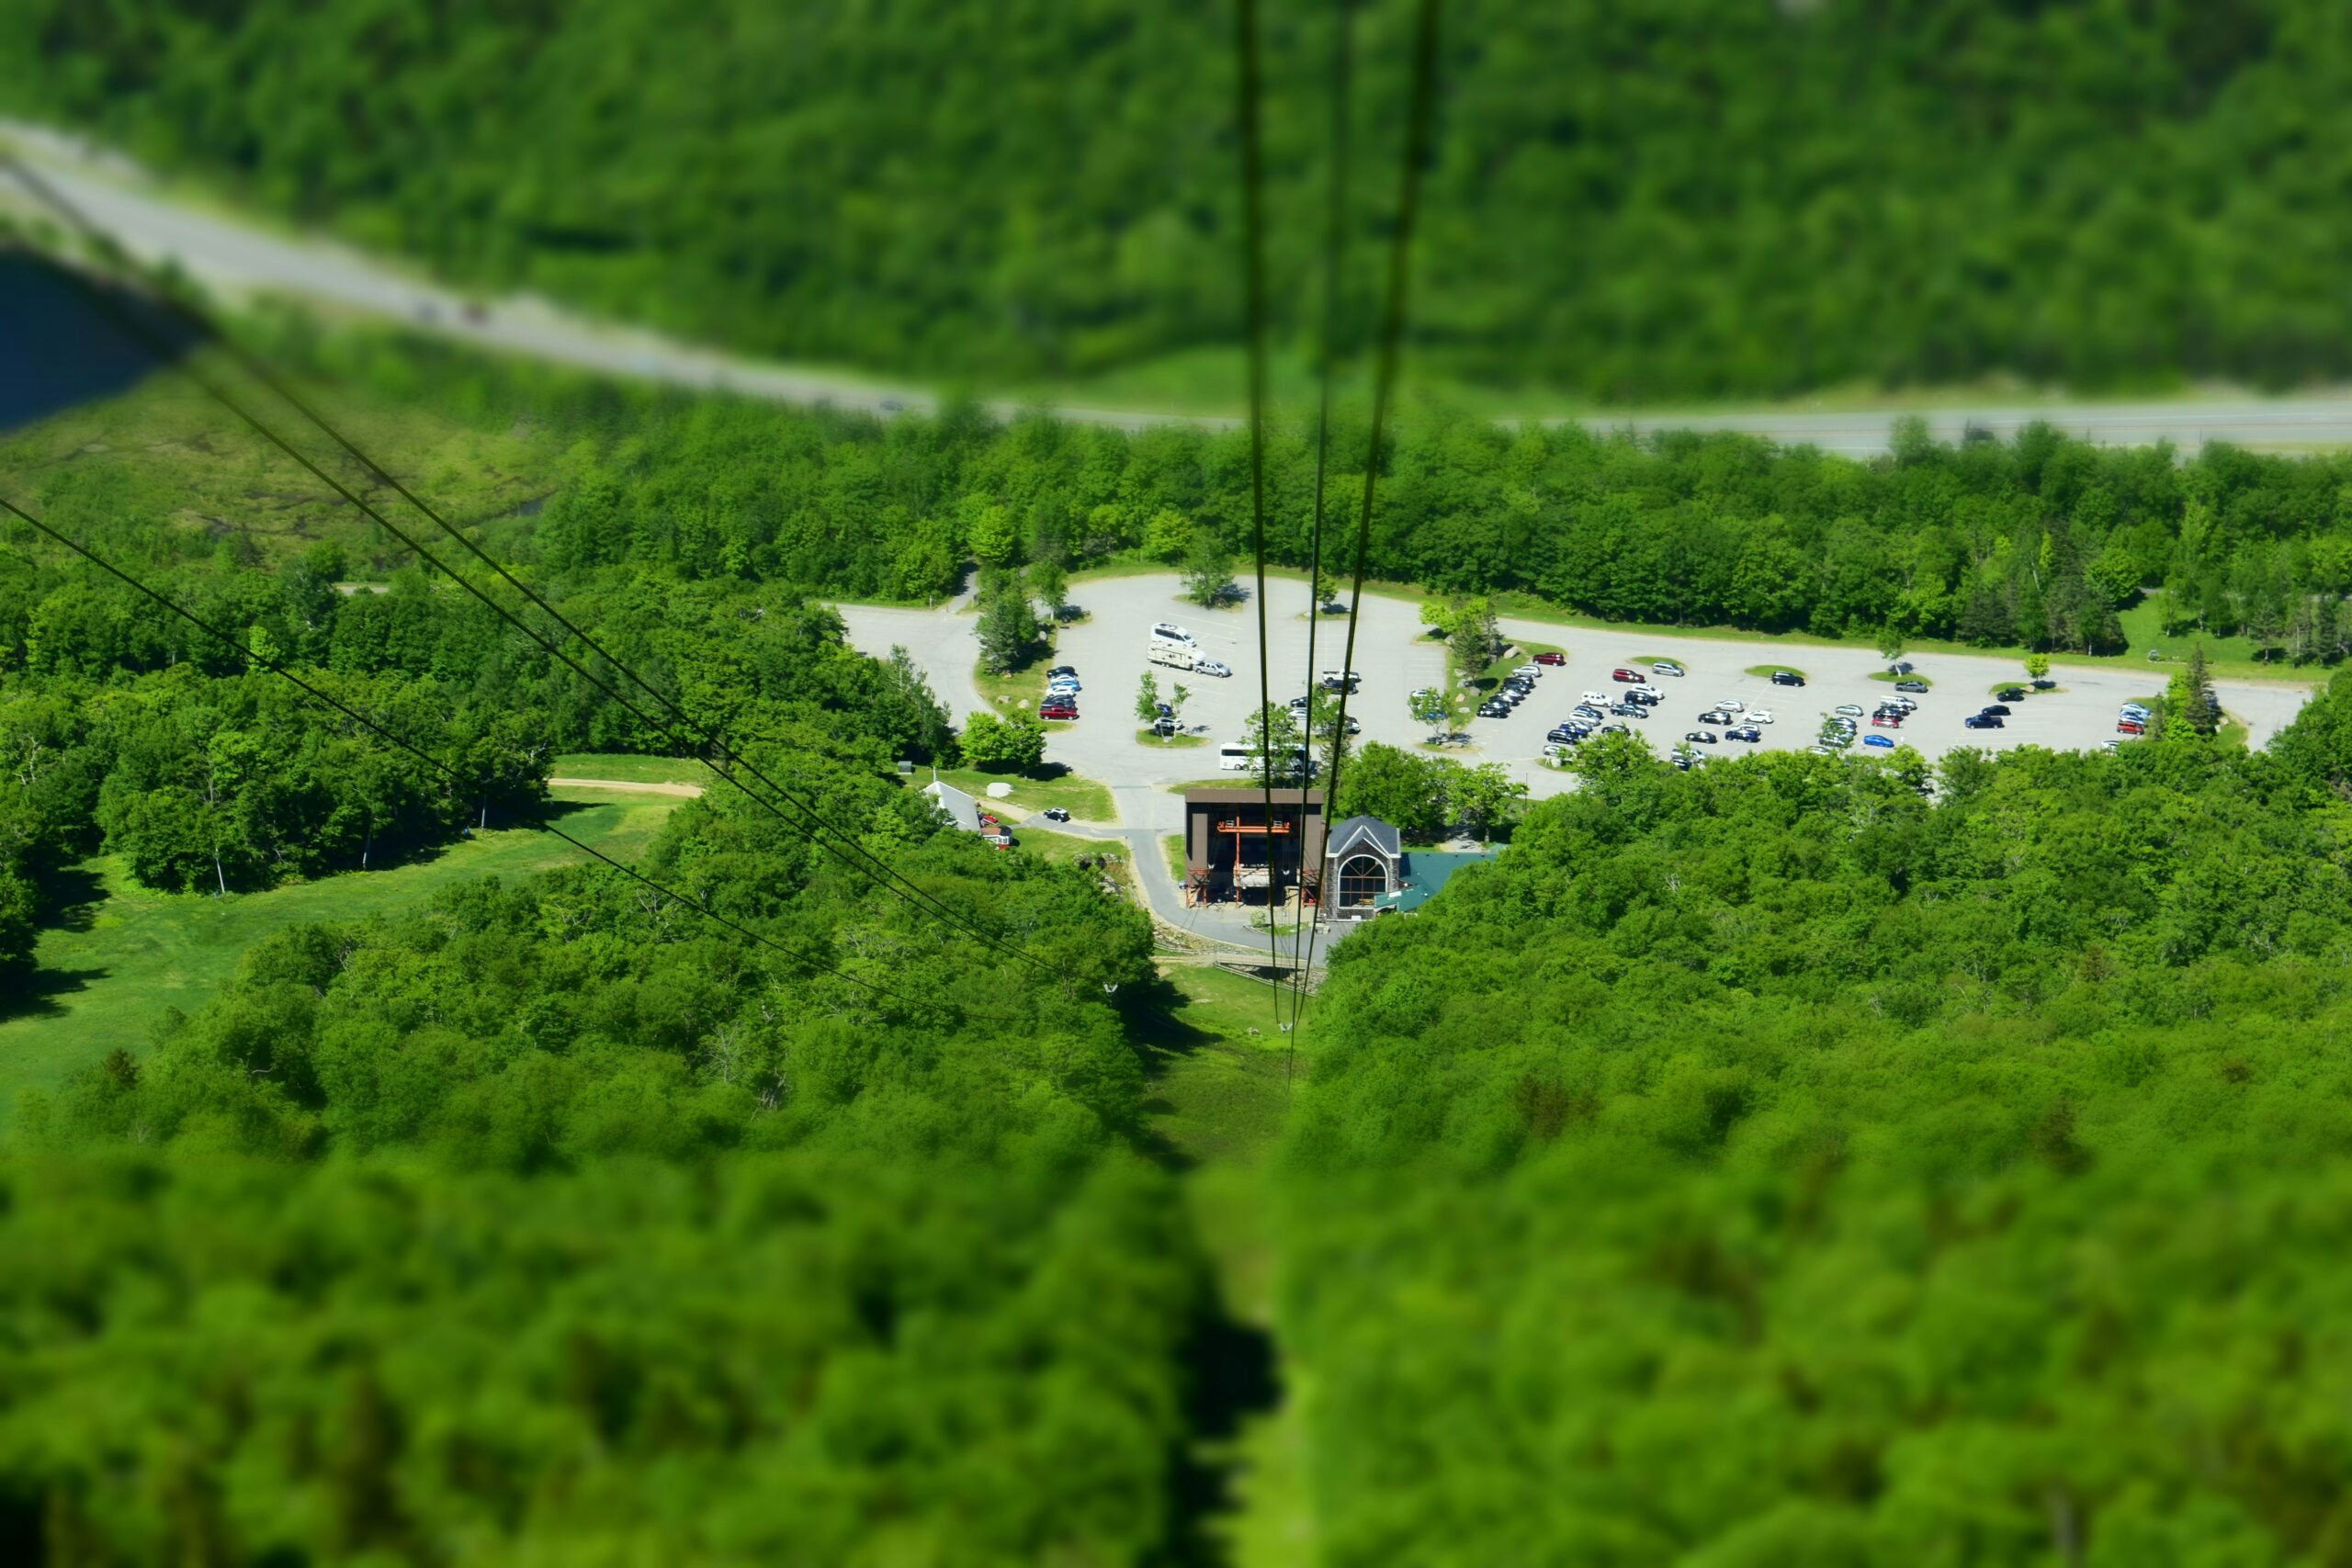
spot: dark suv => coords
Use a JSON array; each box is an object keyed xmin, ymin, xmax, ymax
[{"xmin": 1770, "ymin": 671, "xmax": 1805, "ymax": 687}]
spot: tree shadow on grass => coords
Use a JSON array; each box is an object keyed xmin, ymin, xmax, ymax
[
  {"xmin": 1119, "ymin": 972, "xmax": 1287, "ymax": 1568},
  {"xmin": 0, "ymin": 963, "xmax": 107, "ymax": 1025}
]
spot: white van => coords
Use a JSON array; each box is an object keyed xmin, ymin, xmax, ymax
[
  {"xmin": 1217, "ymin": 744, "xmax": 1314, "ymax": 776},
  {"xmin": 1148, "ymin": 641, "xmax": 1196, "ymax": 671},
  {"xmin": 1151, "ymin": 622, "xmax": 1195, "ymax": 645}
]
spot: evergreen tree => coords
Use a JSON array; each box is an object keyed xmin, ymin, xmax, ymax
[{"xmin": 976, "ymin": 583, "xmax": 1038, "ymax": 674}]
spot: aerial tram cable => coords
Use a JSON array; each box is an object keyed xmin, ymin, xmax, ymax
[
  {"xmin": 0, "ymin": 491, "xmax": 936, "ymax": 1015},
  {"xmin": 1292, "ymin": 0, "xmax": 1442, "ymax": 1025},
  {"xmin": 3, "ymin": 159, "xmax": 1059, "ymax": 980},
  {"xmin": 1284, "ymin": 0, "xmax": 1359, "ymax": 1058}
]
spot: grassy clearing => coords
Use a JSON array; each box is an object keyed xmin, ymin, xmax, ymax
[
  {"xmin": 0, "ymin": 790, "xmax": 680, "ymax": 1131},
  {"xmin": 1136, "ymin": 728, "xmax": 1208, "ymax": 748},
  {"xmin": 549, "ymin": 752, "xmax": 711, "ymax": 785},
  {"xmin": 924, "ymin": 765, "xmax": 1114, "ymax": 820},
  {"xmin": 1745, "ymin": 662, "xmax": 1807, "ymax": 680},
  {"xmin": 1163, "ymin": 834, "xmax": 1190, "ymax": 885},
  {"xmin": 0, "ymin": 362, "xmax": 548, "ymax": 574},
  {"xmin": 973, "ymin": 664, "xmax": 1047, "ymax": 712},
  {"xmin": 1012, "ymin": 826, "xmax": 1119, "ymax": 868},
  {"xmin": 1132, "ymin": 966, "xmax": 1299, "ymax": 1168}
]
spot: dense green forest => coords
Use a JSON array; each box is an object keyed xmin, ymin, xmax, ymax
[
  {"xmin": 1, "ymin": 487, "xmax": 1210, "ymax": 1557},
  {"xmin": 23, "ymin": 307, "xmax": 2352, "ymax": 1557},
  {"xmin": 0, "ymin": 505, "xmax": 953, "ymax": 972},
  {"xmin": 3, "ymin": 758, "xmax": 1211, "ymax": 1562},
  {"xmin": 306, "ymin": 336, "xmax": 2352, "ymax": 661},
  {"xmin": 7, "ymin": 1, "xmax": 2352, "ymax": 400},
  {"xmin": 1276, "ymin": 686, "xmax": 2352, "ymax": 1562}
]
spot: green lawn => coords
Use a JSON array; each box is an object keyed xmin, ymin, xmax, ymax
[
  {"xmin": 924, "ymin": 765, "xmax": 1114, "ymax": 821},
  {"xmin": 1136, "ymin": 728, "xmax": 1207, "ymax": 749},
  {"xmin": 1133, "ymin": 966, "xmax": 1299, "ymax": 1168},
  {"xmin": 0, "ymin": 790, "xmax": 680, "ymax": 1131},
  {"xmin": 1164, "ymin": 833, "xmax": 1189, "ymax": 885},
  {"xmin": 1868, "ymin": 670, "xmax": 1930, "ymax": 687},
  {"xmin": 549, "ymin": 752, "xmax": 712, "ymax": 785}
]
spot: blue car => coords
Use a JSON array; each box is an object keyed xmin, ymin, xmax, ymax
[{"xmin": 1862, "ymin": 734, "xmax": 1894, "ymax": 749}]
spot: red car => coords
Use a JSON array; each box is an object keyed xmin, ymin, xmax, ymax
[
  {"xmin": 1534, "ymin": 651, "xmax": 1566, "ymax": 666},
  {"xmin": 1871, "ymin": 713, "xmax": 1902, "ymax": 728},
  {"xmin": 1040, "ymin": 702, "xmax": 1078, "ymax": 720},
  {"xmin": 1611, "ymin": 667, "xmax": 1642, "ymax": 682},
  {"xmin": 2117, "ymin": 718, "xmax": 2145, "ymax": 734}
]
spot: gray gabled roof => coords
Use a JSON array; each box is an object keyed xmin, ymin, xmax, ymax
[
  {"xmin": 1326, "ymin": 815, "xmax": 1401, "ymax": 861},
  {"xmin": 924, "ymin": 778, "xmax": 984, "ymax": 832}
]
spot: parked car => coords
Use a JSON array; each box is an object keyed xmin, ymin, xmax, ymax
[
  {"xmin": 1963, "ymin": 714, "xmax": 2003, "ymax": 729},
  {"xmin": 1871, "ymin": 714, "xmax": 1902, "ymax": 728},
  {"xmin": 2030, "ymin": 677, "xmax": 2057, "ymax": 690},
  {"xmin": 1770, "ymin": 671, "xmax": 1806, "ymax": 686},
  {"xmin": 1611, "ymin": 703, "xmax": 1647, "ymax": 719},
  {"xmin": 1624, "ymin": 689, "xmax": 1661, "ymax": 706},
  {"xmin": 1151, "ymin": 622, "xmax": 1194, "ymax": 644},
  {"xmin": 1997, "ymin": 686, "xmax": 2027, "ymax": 701},
  {"xmin": 1981, "ymin": 704, "xmax": 2012, "ymax": 716},
  {"xmin": 2119, "ymin": 703, "xmax": 2152, "ymax": 718},
  {"xmin": 1726, "ymin": 726, "xmax": 1761, "ymax": 742},
  {"xmin": 1047, "ymin": 665, "xmax": 1078, "ymax": 679},
  {"xmin": 1535, "ymin": 651, "xmax": 1567, "ymax": 666},
  {"xmin": 1862, "ymin": 734, "xmax": 1895, "ymax": 749},
  {"xmin": 1512, "ymin": 664, "xmax": 1544, "ymax": 680},
  {"xmin": 1889, "ymin": 661, "xmax": 1915, "ymax": 675},
  {"xmin": 1894, "ymin": 679, "xmax": 1929, "ymax": 694},
  {"xmin": 1546, "ymin": 725, "xmax": 1581, "ymax": 743},
  {"xmin": 1581, "ymin": 691, "xmax": 1614, "ymax": 705},
  {"xmin": 1808, "ymin": 744, "xmax": 1834, "ymax": 755},
  {"xmin": 1611, "ymin": 667, "xmax": 1644, "ymax": 682},
  {"xmin": 1041, "ymin": 702, "xmax": 1079, "ymax": 720},
  {"xmin": 1195, "ymin": 658, "xmax": 1232, "ymax": 678},
  {"xmin": 1477, "ymin": 700, "xmax": 1511, "ymax": 718},
  {"xmin": 2102, "ymin": 739, "xmax": 2122, "ymax": 751},
  {"xmin": 1040, "ymin": 807, "xmax": 1072, "ymax": 822},
  {"xmin": 1572, "ymin": 702, "xmax": 1604, "ymax": 718},
  {"xmin": 2117, "ymin": 719, "xmax": 2146, "ymax": 735},
  {"xmin": 1747, "ymin": 708, "xmax": 1774, "ymax": 724},
  {"xmin": 1714, "ymin": 698, "xmax": 1746, "ymax": 714},
  {"xmin": 1698, "ymin": 709, "xmax": 1734, "ymax": 726},
  {"xmin": 1653, "ymin": 660, "xmax": 1686, "ymax": 676},
  {"xmin": 1319, "ymin": 670, "xmax": 1363, "ymax": 692},
  {"xmin": 1671, "ymin": 753, "xmax": 1695, "ymax": 771},
  {"xmin": 1684, "ymin": 729, "xmax": 1718, "ymax": 744},
  {"xmin": 1599, "ymin": 723, "xmax": 1629, "ymax": 735},
  {"xmin": 1833, "ymin": 704, "xmax": 1865, "ymax": 717}
]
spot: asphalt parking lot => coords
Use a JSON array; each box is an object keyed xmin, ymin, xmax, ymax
[{"xmin": 837, "ymin": 573, "xmax": 2317, "ymax": 818}]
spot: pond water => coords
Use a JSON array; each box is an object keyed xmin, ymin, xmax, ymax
[{"xmin": 0, "ymin": 250, "xmax": 201, "ymax": 433}]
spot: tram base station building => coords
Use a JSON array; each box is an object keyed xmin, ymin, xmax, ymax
[{"xmin": 1178, "ymin": 788, "xmax": 1497, "ymax": 919}]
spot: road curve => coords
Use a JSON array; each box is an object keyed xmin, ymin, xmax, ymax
[{"xmin": 12, "ymin": 118, "xmax": 2352, "ymax": 455}]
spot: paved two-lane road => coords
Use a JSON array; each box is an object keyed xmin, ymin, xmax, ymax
[{"xmin": 14, "ymin": 118, "xmax": 2352, "ymax": 455}]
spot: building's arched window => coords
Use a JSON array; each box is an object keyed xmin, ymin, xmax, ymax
[{"xmin": 1337, "ymin": 853, "xmax": 1386, "ymax": 908}]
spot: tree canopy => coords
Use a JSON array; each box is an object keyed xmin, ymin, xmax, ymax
[{"xmin": 11, "ymin": 2, "xmax": 2352, "ymax": 401}]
